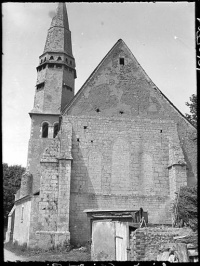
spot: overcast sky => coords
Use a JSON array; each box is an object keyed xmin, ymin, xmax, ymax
[{"xmin": 2, "ymin": 2, "xmax": 196, "ymax": 167}]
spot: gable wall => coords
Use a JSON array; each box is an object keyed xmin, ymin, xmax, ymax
[
  {"xmin": 62, "ymin": 116, "xmax": 182, "ymax": 245},
  {"xmin": 67, "ymin": 42, "xmax": 196, "ymax": 185}
]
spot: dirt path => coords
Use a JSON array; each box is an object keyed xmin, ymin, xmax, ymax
[{"xmin": 4, "ymin": 249, "xmax": 27, "ymax": 262}]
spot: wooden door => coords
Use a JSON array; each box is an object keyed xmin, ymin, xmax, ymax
[
  {"xmin": 91, "ymin": 220, "xmax": 115, "ymax": 261},
  {"xmin": 115, "ymin": 222, "xmax": 128, "ymax": 261}
]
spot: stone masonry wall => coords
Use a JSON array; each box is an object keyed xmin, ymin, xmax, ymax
[
  {"xmin": 27, "ymin": 114, "xmax": 59, "ymax": 194},
  {"xmin": 130, "ymin": 227, "xmax": 192, "ymax": 261},
  {"xmin": 61, "ymin": 115, "xmax": 186, "ymax": 245},
  {"xmin": 67, "ymin": 40, "xmax": 197, "ymax": 186},
  {"xmin": 29, "ymin": 124, "xmax": 72, "ymax": 249}
]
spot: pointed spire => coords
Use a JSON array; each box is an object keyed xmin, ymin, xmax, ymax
[
  {"xmin": 50, "ymin": 2, "xmax": 69, "ymax": 30},
  {"xmin": 43, "ymin": 2, "xmax": 73, "ymax": 57}
]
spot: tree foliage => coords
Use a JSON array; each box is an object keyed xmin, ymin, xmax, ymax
[
  {"xmin": 172, "ymin": 186, "xmax": 197, "ymax": 231},
  {"xmin": 3, "ymin": 163, "xmax": 25, "ymax": 223},
  {"xmin": 185, "ymin": 94, "xmax": 197, "ymax": 127}
]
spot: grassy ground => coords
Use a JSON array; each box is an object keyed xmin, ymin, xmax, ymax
[{"xmin": 4, "ymin": 242, "xmax": 91, "ymax": 261}]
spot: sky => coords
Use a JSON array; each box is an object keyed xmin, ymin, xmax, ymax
[{"xmin": 2, "ymin": 2, "xmax": 196, "ymax": 167}]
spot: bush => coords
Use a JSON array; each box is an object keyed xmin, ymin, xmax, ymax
[{"xmin": 172, "ymin": 186, "xmax": 197, "ymax": 231}]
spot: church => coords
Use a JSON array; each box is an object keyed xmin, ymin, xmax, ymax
[{"xmin": 6, "ymin": 3, "xmax": 196, "ymax": 250}]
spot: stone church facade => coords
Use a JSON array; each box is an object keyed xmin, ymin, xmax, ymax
[{"xmin": 6, "ymin": 3, "xmax": 197, "ymax": 249}]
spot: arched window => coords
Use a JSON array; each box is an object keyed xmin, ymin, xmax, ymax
[
  {"xmin": 42, "ymin": 122, "xmax": 49, "ymax": 138},
  {"xmin": 57, "ymin": 56, "xmax": 62, "ymax": 61},
  {"xmin": 53, "ymin": 123, "xmax": 59, "ymax": 138},
  {"xmin": 49, "ymin": 56, "xmax": 54, "ymax": 60}
]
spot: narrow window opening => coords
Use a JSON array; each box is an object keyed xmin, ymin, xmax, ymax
[
  {"xmin": 21, "ymin": 206, "xmax": 24, "ymax": 223},
  {"xmin": 53, "ymin": 123, "xmax": 59, "ymax": 138},
  {"xmin": 84, "ymin": 126, "xmax": 87, "ymax": 129},
  {"xmin": 96, "ymin": 108, "xmax": 100, "ymax": 113},
  {"xmin": 44, "ymin": 57, "xmax": 46, "ymax": 62},
  {"xmin": 160, "ymin": 130, "xmax": 162, "ymax": 133},
  {"xmin": 70, "ymin": 60, "xmax": 72, "ymax": 65},
  {"xmin": 36, "ymin": 82, "xmax": 45, "ymax": 90},
  {"xmin": 63, "ymin": 84, "xmax": 72, "ymax": 91},
  {"xmin": 91, "ymin": 140, "xmax": 93, "ymax": 143},
  {"xmin": 49, "ymin": 56, "xmax": 54, "ymax": 60},
  {"xmin": 119, "ymin": 58, "xmax": 124, "ymax": 65},
  {"xmin": 57, "ymin": 56, "xmax": 62, "ymax": 61},
  {"xmin": 40, "ymin": 59, "xmax": 43, "ymax": 64},
  {"xmin": 42, "ymin": 122, "xmax": 49, "ymax": 138},
  {"xmin": 66, "ymin": 58, "xmax": 68, "ymax": 63},
  {"xmin": 77, "ymin": 138, "xmax": 80, "ymax": 142}
]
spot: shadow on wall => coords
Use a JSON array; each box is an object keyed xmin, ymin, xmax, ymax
[{"xmin": 69, "ymin": 128, "xmax": 99, "ymax": 246}]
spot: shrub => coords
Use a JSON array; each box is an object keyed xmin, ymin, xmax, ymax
[{"xmin": 172, "ymin": 186, "xmax": 197, "ymax": 231}]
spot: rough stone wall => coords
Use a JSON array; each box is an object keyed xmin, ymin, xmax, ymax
[
  {"xmin": 60, "ymin": 115, "xmax": 185, "ymax": 245},
  {"xmin": 67, "ymin": 40, "xmax": 197, "ymax": 186},
  {"xmin": 131, "ymin": 227, "xmax": 192, "ymax": 261},
  {"xmin": 28, "ymin": 124, "xmax": 72, "ymax": 249},
  {"xmin": 13, "ymin": 199, "xmax": 32, "ymax": 246}
]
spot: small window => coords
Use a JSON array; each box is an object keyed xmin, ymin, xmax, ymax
[
  {"xmin": 66, "ymin": 58, "xmax": 68, "ymax": 63},
  {"xmin": 40, "ymin": 59, "xmax": 43, "ymax": 64},
  {"xmin": 70, "ymin": 60, "xmax": 72, "ymax": 65},
  {"xmin": 44, "ymin": 57, "xmax": 46, "ymax": 62},
  {"xmin": 119, "ymin": 58, "xmax": 124, "ymax": 65},
  {"xmin": 49, "ymin": 56, "xmax": 54, "ymax": 60},
  {"xmin": 56, "ymin": 64, "xmax": 62, "ymax": 69},
  {"xmin": 57, "ymin": 56, "xmax": 62, "ymax": 61},
  {"xmin": 21, "ymin": 205, "xmax": 24, "ymax": 223},
  {"xmin": 63, "ymin": 84, "xmax": 72, "ymax": 92},
  {"xmin": 36, "ymin": 82, "xmax": 45, "ymax": 90},
  {"xmin": 53, "ymin": 123, "xmax": 59, "ymax": 138},
  {"xmin": 42, "ymin": 122, "xmax": 49, "ymax": 138}
]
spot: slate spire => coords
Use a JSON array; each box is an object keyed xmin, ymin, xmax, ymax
[{"xmin": 43, "ymin": 2, "xmax": 73, "ymax": 57}]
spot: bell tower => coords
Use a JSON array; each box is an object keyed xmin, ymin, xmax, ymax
[
  {"xmin": 27, "ymin": 2, "xmax": 76, "ymax": 193},
  {"xmin": 32, "ymin": 2, "xmax": 76, "ymax": 115}
]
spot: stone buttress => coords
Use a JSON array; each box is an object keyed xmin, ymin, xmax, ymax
[{"xmin": 35, "ymin": 122, "xmax": 72, "ymax": 249}]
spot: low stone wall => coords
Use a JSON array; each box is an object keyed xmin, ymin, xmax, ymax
[{"xmin": 130, "ymin": 226, "xmax": 192, "ymax": 261}]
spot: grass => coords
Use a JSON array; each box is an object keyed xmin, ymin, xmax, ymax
[{"xmin": 4, "ymin": 241, "xmax": 91, "ymax": 261}]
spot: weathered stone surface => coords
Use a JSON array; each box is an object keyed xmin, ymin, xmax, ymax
[{"xmin": 11, "ymin": 3, "xmax": 197, "ymax": 251}]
